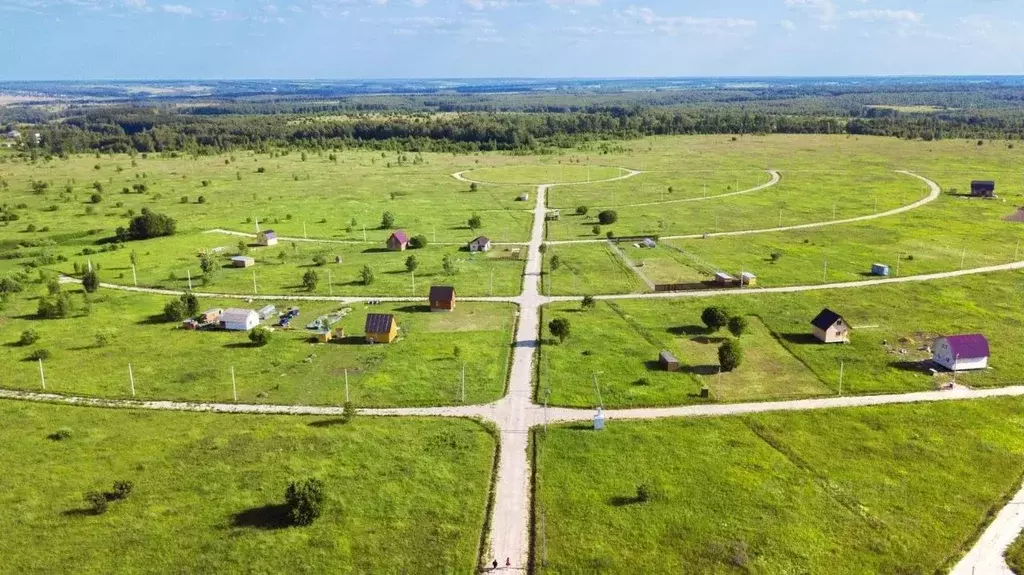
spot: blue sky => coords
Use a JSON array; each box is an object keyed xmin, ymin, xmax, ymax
[{"xmin": 1, "ymin": 0, "xmax": 1022, "ymax": 79}]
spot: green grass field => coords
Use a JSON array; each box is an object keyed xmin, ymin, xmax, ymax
[
  {"xmin": 540, "ymin": 270, "xmax": 1024, "ymax": 407},
  {"xmin": 1007, "ymin": 533, "xmax": 1024, "ymax": 574},
  {"xmin": 49, "ymin": 232, "xmax": 526, "ymax": 297},
  {"xmin": 534, "ymin": 397, "xmax": 1024, "ymax": 574},
  {"xmin": 462, "ymin": 164, "xmax": 624, "ymax": 185},
  {"xmin": 0, "ymin": 285, "xmax": 515, "ymax": 407},
  {"xmin": 0, "ymin": 399, "xmax": 495, "ymax": 573}
]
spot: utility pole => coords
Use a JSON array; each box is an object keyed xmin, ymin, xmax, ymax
[
  {"xmin": 489, "ymin": 270, "xmax": 494, "ymax": 296},
  {"xmin": 187, "ymin": 269, "xmax": 193, "ymax": 291},
  {"xmin": 254, "ymin": 216, "xmax": 260, "ymax": 234},
  {"xmin": 38, "ymin": 358, "xmax": 45, "ymax": 390},
  {"xmin": 778, "ymin": 209, "xmax": 782, "ymax": 227},
  {"xmin": 592, "ymin": 373, "xmax": 603, "ymax": 410},
  {"xmin": 131, "ymin": 264, "xmax": 138, "ymax": 287},
  {"xmin": 303, "ymin": 221, "xmax": 307, "ymax": 239},
  {"xmin": 231, "ymin": 366, "xmax": 237, "ymax": 402},
  {"xmin": 328, "ymin": 270, "xmax": 333, "ymax": 296},
  {"xmin": 838, "ymin": 360, "xmax": 844, "ymax": 396},
  {"xmin": 823, "ymin": 260, "xmax": 828, "ymax": 282},
  {"xmin": 960, "ymin": 247, "xmax": 966, "ymax": 269},
  {"xmin": 345, "ymin": 368, "xmax": 350, "ymax": 403},
  {"xmin": 411, "ymin": 270, "xmax": 416, "ymax": 296},
  {"xmin": 252, "ymin": 270, "xmax": 258, "ymax": 294},
  {"xmin": 895, "ymin": 254, "xmax": 901, "ymax": 277},
  {"xmin": 461, "ymin": 363, "xmax": 466, "ymax": 403},
  {"xmin": 362, "ymin": 225, "xmax": 366, "ymax": 242},
  {"xmin": 832, "ymin": 204, "xmax": 837, "ymax": 221},
  {"xmin": 128, "ymin": 363, "xmax": 135, "ymax": 397},
  {"xmin": 1016, "ymin": 239, "xmax": 1020, "ymax": 261}
]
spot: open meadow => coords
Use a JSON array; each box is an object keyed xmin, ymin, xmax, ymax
[
  {"xmin": 540, "ymin": 270, "xmax": 1024, "ymax": 408},
  {"xmin": 534, "ymin": 397, "xmax": 1024, "ymax": 574},
  {"xmin": 0, "ymin": 284, "xmax": 515, "ymax": 407},
  {"xmin": 0, "ymin": 399, "xmax": 495, "ymax": 573}
]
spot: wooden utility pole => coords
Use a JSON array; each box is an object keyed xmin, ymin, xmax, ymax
[
  {"xmin": 38, "ymin": 358, "xmax": 45, "ymax": 390},
  {"xmin": 128, "ymin": 363, "xmax": 135, "ymax": 397},
  {"xmin": 231, "ymin": 366, "xmax": 237, "ymax": 402}
]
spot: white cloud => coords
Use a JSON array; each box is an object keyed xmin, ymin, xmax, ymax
[
  {"xmin": 784, "ymin": 0, "xmax": 837, "ymax": 28},
  {"xmin": 846, "ymin": 9, "xmax": 922, "ymax": 23},
  {"xmin": 409, "ymin": 0, "xmax": 428, "ymax": 5},
  {"xmin": 465, "ymin": 0, "xmax": 508, "ymax": 10},
  {"xmin": 161, "ymin": 3, "xmax": 191, "ymax": 15},
  {"xmin": 547, "ymin": 0, "xmax": 600, "ymax": 6},
  {"xmin": 780, "ymin": 19, "xmax": 796, "ymax": 30},
  {"xmin": 123, "ymin": 0, "xmax": 146, "ymax": 8},
  {"xmin": 619, "ymin": 5, "xmax": 756, "ymax": 36}
]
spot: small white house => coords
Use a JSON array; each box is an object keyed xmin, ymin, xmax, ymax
[
  {"xmin": 219, "ymin": 308, "xmax": 260, "ymax": 331},
  {"xmin": 468, "ymin": 236, "xmax": 492, "ymax": 253},
  {"xmin": 810, "ymin": 308, "xmax": 850, "ymax": 344},
  {"xmin": 933, "ymin": 334, "xmax": 989, "ymax": 371},
  {"xmin": 257, "ymin": 230, "xmax": 278, "ymax": 246},
  {"xmin": 258, "ymin": 305, "xmax": 277, "ymax": 320}
]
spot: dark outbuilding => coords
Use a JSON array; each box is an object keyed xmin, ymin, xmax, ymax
[
  {"xmin": 971, "ymin": 181, "xmax": 996, "ymax": 198},
  {"xmin": 429, "ymin": 285, "xmax": 456, "ymax": 312},
  {"xmin": 659, "ymin": 350, "xmax": 680, "ymax": 372}
]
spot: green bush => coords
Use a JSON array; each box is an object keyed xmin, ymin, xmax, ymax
[
  {"xmin": 285, "ymin": 478, "xmax": 326, "ymax": 526},
  {"xmin": 302, "ymin": 270, "xmax": 319, "ymax": 291},
  {"xmin": 49, "ymin": 428, "xmax": 72, "ymax": 441},
  {"xmin": 576, "ymin": 206, "xmax": 589, "ymax": 216},
  {"xmin": 581, "ymin": 295, "xmax": 596, "ymax": 310},
  {"xmin": 360, "ymin": 265, "xmax": 375, "ymax": 285},
  {"xmin": 380, "ymin": 211, "xmax": 395, "ymax": 229},
  {"xmin": 27, "ymin": 348, "xmax": 51, "ymax": 361},
  {"xmin": 248, "ymin": 326, "xmax": 271, "ymax": 347},
  {"xmin": 701, "ymin": 306, "xmax": 730, "ymax": 332},
  {"xmin": 718, "ymin": 339, "xmax": 743, "ymax": 372},
  {"xmin": 110, "ymin": 480, "xmax": 134, "ymax": 501},
  {"xmin": 409, "ymin": 235, "xmax": 428, "ymax": 249},
  {"xmin": 82, "ymin": 269, "xmax": 100, "ymax": 293},
  {"xmin": 598, "ymin": 210, "xmax": 618, "ymax": 225},
  {"xmin": 312, "ymin": 254, "xmax": 327, "ymax": 267},
  {"xmin": 163, "ymin": 299, "xmax": 188, "ymax": 322},
  {"xmin": 549, "ymin": 317, "xmax": 571, "ymax": 343},
  {"xmin": 19, "ymin": 329, "xmax": 39, "ymax": 346},
  {"xmin": 85, "ymin": 491, "xmax": 108, "ymax": 515},
  {"xmin": 728, "ymin": 316, "xmax": 749, "ymax": 338}
]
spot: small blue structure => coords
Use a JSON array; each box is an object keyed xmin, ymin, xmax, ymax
[
  {"xmin": 593, "ymin": 407, "xmax": 605, "ymax": 430},
  {"xmin": 871, "ymin": 263, "xmax": 890, "ymax": 276}
]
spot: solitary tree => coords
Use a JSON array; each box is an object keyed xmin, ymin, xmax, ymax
[
  {"xmin": 550, "ymin": 254, "xmax": 562, "ymax": 271},
  {"xmin": 549, "ymin": 317, "xmax": 571, "ymax": 343},
  {"xmin": 405, "ymin": 255, "xmax": 419, "ymax": 273},
  {"xmin": 468, "ymin": 214, "xmax": 482, "ymax": 231},
  {"xmin": 19, "ymin": 329, "xmax": 39, "ymax": 346},
  {"xmin": 312, "ymin": 254, "xmax": 327, "ymax": 267},
  {"xmin": 718, "ymin": 339, "xmax": 743, "ymax": 372},
  {"xmin": 163, "ymin": 299, "xmax": 188, "ymax": 322},
  {"xmin": 81, "ymin": 269, "xmax": 100, "ymax": 293},
  {"xmin": 442, "ymin": 254, "xmax": 458, "ymax": 275},
  {"xmin": 576, "ymin": 206, "xmax": 589, "ymax": 216},
  {"xmin": 592, "ymin": 225, "xmax": 601, "ymax": 236},
  {"xmin": 581, "ymin": 295, "xmax": 596, "ymax": 310},
  {"xmin": 360, "ymin": 265, "xmax": 375, "ymax": 286},
  {"xmin": 598, "ymin": 210, "xmax": 618, "ymax": 225},
  {"xmin": 285, "ymin": 478, "xmax": 326, "ymax": 526},
  {"xmin": 701, "ymin": 306, "xmax": 730, "ymax": 332},
  {"xmin": 302, "ymin": 269, "xmax": 319, "ymax": 291},
  {"xmin": 380, "ymin": 211, "xmax": 395, "ymax": 229},
  {"xmin": 248, "ymin": 326, "xmax": 271, "ymax": 347},
  {"xmin": 469, "ymin": 182, "xmax": 478, "ymax": 192},
  {"xmin": 728, "ymin": 315, "xmax": 749, "ymax": 338}
]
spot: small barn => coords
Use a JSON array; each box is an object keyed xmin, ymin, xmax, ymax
[
  {"xmin": 365, "ymin": 313, "xmax": 398, "ymax": 344},
  {"xmin": 933, "ymin": 334, "xmax": 989, "ymax": 371},
  {"xmin": 517, "ymin": 193, "xmax": 529, "ymax": 202},
  {"xmin": 659, "ymin": 350, "xmax": 680, "ymax": 372},
  {"xmin": 642, "ymin": 238, "xmax": 657, "ymax": 249},
  {"xmin": 231, "ymin": 256, "xmax": 255, "ymax": 268},
  {"xmin": 219, "ymin": 308, "xmax": 259, "ymax": 331},
  {"xmin": 714, "ymin": 272, "xmax": 736, "ymax": 287},
  {"xmin": 315, "ymin": 330, "xmax": 333, "ymax": 343},
  {"xmin": 546, "ymin": 209, "xmax": 561, "ymax": 221},
  {"xmin": 971, "ymin": 181, "xmax": 996, "ymax": 198},
  {"xmin": 387, "ymin": 230, "xmax": 409, "ymax": 252},
  {"xmin": 810, "ymin": 308, "xmax": 850, "ymax": 344},
  {"xmin": 468, "ymin": 236, "xmax": 492, "ymax": 253},
  {"xmin": 740, "ymin": 272, "xmax": 757, "ymax": 286},
  {"xmin": 871, "ymin": 263, "xmax": 890, "ymax": 276},
  {"xmin": 258, "ymin": 305, "xmax": 277, "ymax": 320},
  {"xmin": 429, "ymin": 285, "xmax": 456, "ymax": 312},
  {"xmin": 199, "ymin": 308, "xmax": 223, "ymax": 324},
  {"xmin": 257, "ymin": 230, "xmax": 278, "ymax": 246}
]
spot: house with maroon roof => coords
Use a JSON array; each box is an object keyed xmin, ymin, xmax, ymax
[
  {"xmin": 429, "ymin": 285, "xmax": 456, "ymax": 312},
  {"xmin": 387, "ymin": 230, "xmax": 409, "ymax": 251},
  {"xmin": 933, "ymin": 334, "xmax": 989, "ymax": 371}
]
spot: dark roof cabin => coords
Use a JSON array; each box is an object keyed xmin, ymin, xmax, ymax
[
  {"xmin": 429, "ymin": 285, "xmax": 456, "ymax": 312},
  {"xmin": 971, "ymin": 181, "xmax": 995, "ymax": 198},
  {"xmin": 365, "ymin": 313, "xmax": 398, "ymax": 344},
  {"xmin": 659, "ymin": 350, "xmax": 680, "ymax": 372},
  {"xmin": 810, "ymin": 308, "xmax": 850, "ymax": 344}
]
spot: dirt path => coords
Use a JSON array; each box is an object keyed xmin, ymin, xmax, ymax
[{"xmin": 548, "ymin": 170, "xmax": 940, "ymax": 245}]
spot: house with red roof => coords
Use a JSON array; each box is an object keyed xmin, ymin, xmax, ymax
[
  {"xmin": 387, "ymin": 230, "xmax": 409, "ymax": 251},
  {"xmin": 933, "ymin": 334, "xmax": 989, "ymax": 371}
]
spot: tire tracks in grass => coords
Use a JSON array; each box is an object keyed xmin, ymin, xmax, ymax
[{"xmin": 743, "ymin": 418, "xmax": 890, "ymax": 534}]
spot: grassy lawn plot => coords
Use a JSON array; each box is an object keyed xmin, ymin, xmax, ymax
[
  {"xmin": 0, "ymin": 286, "xmax": 514, "ymax": 407},
  {"xmin": 540, "ymin": 270, "xmax": 1024, "ymax": 407},
  {"xmin": 51, "ymin": 232, "xmax": 526, "ymax": 297},
  {"xmin": 1007, "ymin": 532, "xmax": 1024, "ymax": 574},
  {"xmin": 534, "ymin": 398, "xmax": 1024, "ymax": 574},
  {"xmin": 539, "ymin": 302, "xmax": 830, "ymax": 408},
  {"xmin": 0, "ymin": 400, "xmax": 495, "ymax": 574},
  {"xmin": 541, "ymin": 244, "xmax": 647, "ymax": 296},
  {"xmin": 462, "ymin": 164, "xmax": 624, "ymax": 185}
]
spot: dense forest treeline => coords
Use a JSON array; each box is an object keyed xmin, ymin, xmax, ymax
[
  {"xmin": 7, "ymin": 80, "xmax": 1024, "ymax": 154},
  {"xmin": 14, "ymin": 105, "xmax": 1023, "ymax": 156}
]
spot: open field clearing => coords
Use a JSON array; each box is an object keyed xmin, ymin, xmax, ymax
[
  {"xmin": 461, "ymin": 164, "xmax": 623, "ymax": 185},
  {"xmin": 0, "ymin": 149, "xmax": 535, "ymax": 244},
  {"xmin": 0, "ymin": 400, "xmax": 495, "ymax": 573},
  {"xmin": 547, "ymin": 168, "xmax": 775, "ymax": 208},
  {"xmin": 48, "ymin": 232, "xmax": 527, "ymax": 297},
  {"xmin": 540, "ymin": 270, "xmax": 1024, "ymax": 408},
  {"xmin": 0, "ymin": 286, "xmax": 515, "ymax": 407},
  {"xmin": 534, "ymin": 397, "xmax": 1024, "ymax": 574}
]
